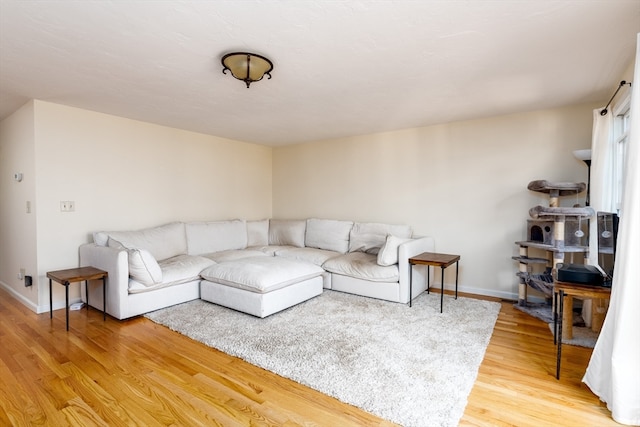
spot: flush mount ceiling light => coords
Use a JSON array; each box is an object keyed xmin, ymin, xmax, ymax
[{"xmin": 221, "ymin": 52, "xmax": 273, "ymax": 88}]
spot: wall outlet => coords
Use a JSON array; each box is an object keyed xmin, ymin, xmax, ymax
[
  {"xmin": 60, "ymin": 201, "xmax": 75, "ymax": 212},
  {"xmin": 18, "ymin": 268, "xmax": 25, "ymax": 280},
  {"xmin": 25, "ymin": 275, "xmax": 32, "ymax": 287}
]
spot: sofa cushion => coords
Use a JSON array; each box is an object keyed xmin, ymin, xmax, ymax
[
  {"xmin": 128, "ymin": 254, "xmax": 215, "ymax": 294},
  {"xmin": 305, "ymin": 218, "xmax": 353, "ymax": 254},
  {"xmin": 275, "ymin": 247, "xmax": 341, "ymax": 266},
  {"xmin": 323, "ymin": 252, "xmax": 400, "ymax": 282},
  {"xmin": 377, "ymin": 234, "xmax": 412, "ymax": 266},
  {"xmin": 202, "ymin": 249, "xmax": 269, "ymax": 263},
  {"xmin": 159, "ymin": 254, "xmax": 216, "ymax": 284},
  {"xmin": 186, "ymin": 219, "xmax": 247, "ymax": 255},
  {"xmin": 95, "ymin": 222, "xmax": 187, "ymax": 261},
  {"xmin": 108, "ymin": 238, "xmax": 162, "ymax": 286},
  {"xmin": 348, "ymin": 222, "xmax": 412, "ymax": 254},
  {"xmin": 247, "ymin": 245, "xmax": 295, "ymax": 256},
  {"xmin": 269, "ymin": 219, "xmax": 306, "ymax": 247},
  {"xmin": 200, "ymin": 256, "xmax": 324, "ymax": 293},
  {"xmin": 247, "ymin": 219, "xmax": 269, "ymax": 246}
]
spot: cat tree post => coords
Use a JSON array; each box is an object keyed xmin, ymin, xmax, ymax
[
  {"xmin": 517, "ymin": 245, "xmax": 528, "ymax": 305},
  {"xmin": 549, "ymin": 189, "xmax": 560, "ymax": 208},
  {"xmin": 553, "ymin": 215, "xmax": 565, "ymax": 275}
]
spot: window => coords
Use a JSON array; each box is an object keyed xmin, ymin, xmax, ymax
[{"xmin": 612, "ymin": 98, "xmax": 631, "ymax": 214}]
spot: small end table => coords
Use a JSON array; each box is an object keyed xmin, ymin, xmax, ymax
[
  {"xmin": 408, "ymin": 252, "xmax": 460, "ymax": 312},
  {"xmin": 47, "ymin": 266, "xmax": 108, "ymax": 331}
]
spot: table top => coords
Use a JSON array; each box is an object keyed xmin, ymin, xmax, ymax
[
  {"xmin": 409, "ymin": 252, "xmax": 460, "ymax": 267},
  {"xmin": 554, "ymin": 280, "xmax": 611, "ymax": 297},
  {"xmin": 47, "ymin": 266, "xmax": 108, "ymax": 284}
]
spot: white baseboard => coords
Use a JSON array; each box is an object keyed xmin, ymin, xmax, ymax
[
  {"xmin": 0, "ymin": 280, "xmax": 39, "ymax": 312},
  {"xmin": 452, "ymin": 284, "xmax": 547, "ymax": 304},
  {"xmin": 3, "ymin": 277, "xmax": 545, "ymax": 315},
  {"xmin": 0, "ymin": 280, "xmax": 82, "ymax": 314}
]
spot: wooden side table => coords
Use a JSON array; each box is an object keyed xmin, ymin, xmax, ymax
[
  {"xmin": 47, "ymin": 266, "xmax": 108, "ymax": 331},
  {"xmin": 408, "ymin": 252, "xmax": 460, "ymax": 312},
  {"xmin": 553, "ymin": 280, "xmax": 611, "ymax": 379}
]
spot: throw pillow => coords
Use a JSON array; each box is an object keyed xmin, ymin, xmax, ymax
[
  {"xmin": 108, "ymin": 237, "xmax": 162, "ymax": 286},
  {"xmin": 377, "ymin": 234, "xmax": 411, "ymax": 266}
]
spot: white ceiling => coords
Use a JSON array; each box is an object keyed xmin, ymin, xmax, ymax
[{"xmin": 0, "ymin": 1, "xmax": 638, "ymax": 146}]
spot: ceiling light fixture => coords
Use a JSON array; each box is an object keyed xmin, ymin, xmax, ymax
[{"xmin": 221, "ymin": 52, "xmax": 273, "ymax": 88}]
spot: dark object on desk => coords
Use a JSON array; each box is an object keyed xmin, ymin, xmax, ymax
[{"xmin": 557, "ymin": 263, "xmax": 604, "ymax": 286}]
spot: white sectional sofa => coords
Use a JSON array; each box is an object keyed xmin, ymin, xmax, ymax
[{"xmin": 79, "ymin": 218, "xmax": 434, "ymax": 319}]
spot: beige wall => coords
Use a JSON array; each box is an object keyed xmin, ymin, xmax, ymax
[
  {"xmin": 273, "ymin": 103, "xmax": 601, "ymax": 299},
  {"xmin": 0, "ymin": 101, "xmax": 273, "ymax": 312},
  {"xmin": 0, "ymin": 101, "xmax": 39, "ymax": 310},
  {"xmin": 0, "ymin": 99, "xmax": 604, "ymax": 310}
]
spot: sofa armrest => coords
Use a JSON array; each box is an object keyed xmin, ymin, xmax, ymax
[
  {"xmin": 79, "ymin": 243, "xmax": 129, "ymax": 319},
  {"xmin": 398, "ymin": 236, "xmax": 435, "ymax": 303}
]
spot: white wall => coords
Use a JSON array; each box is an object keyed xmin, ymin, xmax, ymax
[
  {"xmin": 0, "ymin": 99, "xmax": 604, "ymax": 310},
  {"xmin": 0, "ymin": 101, "xmax": 39, "ymax": 310},
  {"xmin": 273, "ymin": 103, "xmax": 601, "ymax": 300},
  {"xmin": 0, "ymin": 101, "xmax": 273, "ymax": 312}
]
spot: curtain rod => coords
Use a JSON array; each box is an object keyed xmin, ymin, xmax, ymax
[{"xmin": 600, "ymin": 80, "xmax": 632, "ymax": 116}]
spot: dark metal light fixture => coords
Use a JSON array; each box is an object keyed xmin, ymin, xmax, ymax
[{"xmin": 221, "ymin": 52, "xmax": 273, "ymax": 88}]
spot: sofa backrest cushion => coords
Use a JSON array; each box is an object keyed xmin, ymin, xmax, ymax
[
  {"xmin": 186, "ymin": 219, "xmax": 247, "ymax": 255},
  {"xmin": 94, "ymin": 222, "xmax": 187, "ymax": 261},
  {"xmin": 247, "ymin": 219, "xmax": 269, "ymax": 246},
  {"xmin": 305, "ymin": 218, "xmax": 354, "ymax": 254},
  {"xmin": 269, "ymin": 219, "xmax": 306, "ymax": 247},
  {"xmin": 348, "ymin": 222, "xmax": 413, "ymax": 254}
]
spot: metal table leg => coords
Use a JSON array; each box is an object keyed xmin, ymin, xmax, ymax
[
  {"xmin": 65, "ymin": 281, "xmax": 70, "ymax": 331},
  {"xmin": 553, "ymin": 290, "xmax": 558, "ymax": 345},
  {"xmin": 556, "ymin": 290, "xmax": 564, "ymax": 379},
  {"xmin": 455, "ymin": 261, "xmax": 459, "ymax": 299},
  {"xmin": 440, "ymin": 266, "xmax": 445, "ymax": 313},
  {"xmin": 103, "ymin": 276, "xmax": 106, "ymax": 320},
  {"xmin": 49, "ymin": 278, "xmax": 53, "ymax": 319},
  {"xmin": 85, "ymin": 280, "xmax": 89, "ymax": 310},
  {"xmin": 409, "ymin": 262, "xmax": 413, "ymax": 307}
]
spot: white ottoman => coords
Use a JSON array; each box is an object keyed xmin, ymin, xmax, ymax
[{"xmin": 200, "ymin": 256, "xmax": 324, "ymax": 318}]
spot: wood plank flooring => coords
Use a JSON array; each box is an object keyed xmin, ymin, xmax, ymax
[{"xmin": 0, "ymin": 286, "xmax": 615, "ymax": 426}]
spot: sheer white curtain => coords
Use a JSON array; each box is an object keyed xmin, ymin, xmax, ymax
[
  {"xmin": 582, "ymin": 88, "xmax": 614, "ymax": 328},
  {"xmin": 588, "ymin": 107, "xmax": 615, "ymax": 245},
  {"xmin": 583, "ymin": 33, "xmax": 640, "ymax": 425}
]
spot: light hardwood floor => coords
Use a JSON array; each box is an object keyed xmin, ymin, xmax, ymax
[{"xmin": 0, "ymin": 286, "xmax": 616, "ymax": 426}]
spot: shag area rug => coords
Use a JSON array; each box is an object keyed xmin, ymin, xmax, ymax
[
  {"xmin": 514, "ymin": 302, "xmax": 597, "ymax": 348},
  {"xmin": 146, "ymin": 290, "xmax": 501, "ymax": 427},
  {"xmin": 547, "ymin": 323, "xmax": 598, "ymax": 348}
]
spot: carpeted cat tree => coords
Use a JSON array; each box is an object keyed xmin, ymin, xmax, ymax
[{"xmin": 513, "ymin": 180, "xmax": 594, "ymax": 307}]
